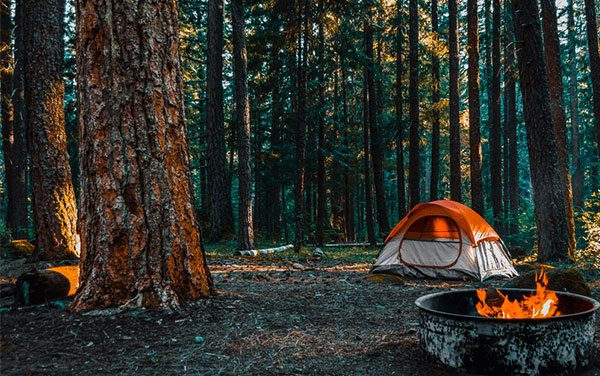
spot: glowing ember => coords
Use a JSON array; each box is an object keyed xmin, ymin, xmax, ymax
[{"xmin": 476, "ymin": 268, "xmax": 562, "ymax": 319}]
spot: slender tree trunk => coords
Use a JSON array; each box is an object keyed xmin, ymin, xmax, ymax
[
  {"xmin": 316, "ymin": 8, "xmax": 326, "ymax": 246},
  {"xmin": 72, "ymin": 0, "xmax": 214, "ymax": 311},
  {"xmin": 341, "ymin": 59, "xmax": 355, "ymax": 241},
  {"xmin": 294, "ymin": 0, "xmax": 308, "ymax": 252},
  {"xmin": 408, "ymin": 0, "xmax": 420, "ymax": 209},
  {"xmin": 206, "ymin": 0, "xmax": 234, "ymax": 242},
  {"xmin": 24, "ymin": 0, "xmax": 79, "ymax": 261},
  {"xmin": 568, "ymin": 0, "xmax": 583, "ymax": 209},
  {"xmin": 540, "ymin": 0, "xmax": 575, "ymax": 256},
  {"xmin": 363, "ymin": 63, "xmax": 376, "ymax": 245},
  {"xmin": 10, "ymin": 0, "xmax": 28, "ymax": 240},
  {"xmin": 396, "ymin": 1, "xmax": 406, "ymax": 219},
  {"xmin": 271, "ymin": 50, "xmax": 282, "ymax": 240},
  {"xmin": 468, "ymin": 0, "xmax": 483, "ymax": 215},
  {"xmin": 449, "ymin": 0, "xmax": 461, "ymax": 202},
  {"xmin": 1, "ymin": 0, "xmax": 27, "ymax": 240},
  {"xmin": 490, "ymin": 0, "xmax": 503, "ymax": 234},
  {"xmin": 511, "ymin": 0, "xmax": 570, "ymax": 262},
  {"xmin": 232, "ymin": 0, "xmax": 253, "ymax": 250},
  {"xmin": 430, "ymin": 0, "xmax": 440, "ymax": 202},
  {"xmin": 505, "ymin": 1, "xmax": 519, "ymax": 235},
  {"xmin": 365, "ymin": 21, "xmax": 390, "ymax": 236},
  {"xmin": 583, "ymin": 0, "xmax": 600, "ymax": 163}
]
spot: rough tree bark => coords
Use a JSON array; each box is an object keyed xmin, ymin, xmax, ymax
[
  {"xmin": 396, "ymin": 0, "xmax": 406, "ymax": 219},
  {"xmin": 468, "ymin": 0, "xmax": 483, "ymax": 215},
  {"xmin": 71, "ymin": 0, "xmax": 214, "ymax": 311},
  {"xmin": 24, "ymin": 0, "xmax": 79, "ymax": 260},
  {"xmin": 540, "ymin": 0, "xmax": 575, "ymax": 256},
  {"xmin": 568, "ymin": 0, "xmax": 583, "ymax": 209},
  {"xmin": 430, "ymin": 0, "xmax": 440, "ymax": 202},
  {"xmin": 449, "ymin": 0, "xmax": 461, "ymax": 203},
  {"xmin": 583, "ymin": 0, "xmax": 600, "ymax": 162},
  {"xmin": 206, "ymin": 0, "xmax": 234, "ymax": 241},
  {"xmin": 365, "ymin": 20, "xmax": 390, "ymax": 236},
  {"xmin": 294, "ymin": 0, "xmax": 308, "ymax": 252},
  {"xmin": 232, "ymin": 0, "xmax": 254, "ymax": 250},
  {"xmin": 490, "ymin": 0, "xmax": 503, "ymax": 234},
  {"xmin": 408, "ymin": 0, "xmax": 420, "ymax": 209},
  {"xmin": 511, "ymin": 0, "xmax": 571, "ymax": 262}
]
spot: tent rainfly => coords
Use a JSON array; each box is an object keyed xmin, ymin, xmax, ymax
[{"xmin": 370, "ymin": 200, "xmax": 518, "ymax": 281}]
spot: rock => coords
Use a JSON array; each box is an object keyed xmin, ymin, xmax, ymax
[
  {"xmin": 292, "ymin": 263, "xmax": 305, "ymax": 270},
  {"xmin": 361, "ymin": 273, "xmax": 404, "ymax": 285},
  {"xmin": 505, "ymin": 267, "xmax": 591, "ymax": 297},
  {"xmin": 313, "ymin": 248, "xmax": 327, "ymax": 257},
  {"xmin": 2, "ymin": 240, "xmax": 34, "ymax": 258}
]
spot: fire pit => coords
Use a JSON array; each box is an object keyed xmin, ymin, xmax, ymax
[{"xmin": 415, "ymin": 288, "xmax": 599, "ymax": 375}]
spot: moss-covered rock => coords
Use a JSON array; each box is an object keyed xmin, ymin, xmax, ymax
[
  {"xmin": 362, "ymin": 273, "xmax": 404, "ymax": 285},
  {"xmin": 2, "ymin": 240, "xmax": 35, "ymax": 258},
  {"xmin": 505, "ymin": 267, "xmax": 591, "ymax": 297}
]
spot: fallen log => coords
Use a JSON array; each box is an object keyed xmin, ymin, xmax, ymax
[
  {"xmin": 15, "ymin": 268, "xmax": 74, "ymax": 305},
  {"xmin": 304, "ymin": 242, "xmax": 384, "ymax": 247},
  {"xmin": 237, "ymin": 244, "xmax": 294, "ymax": 256}
]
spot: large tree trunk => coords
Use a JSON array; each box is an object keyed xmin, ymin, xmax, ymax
[
  {"xmin": 365, "ymin": 22, "xmax": 389, "ymax": 236},
  {"xmin": 316, "ymin": 8, "xmax": 326, "ymax": 246},
  {"xmin": 490, "ymin": 0, "xmax": 503, "ymax": 235},
  {"xmin": 583, "ymin": 0, "xmax": 600, "ymax": 163},
  {"xmin": 449, "ymin": 0, "xmax": 461, "ymax": 203},
  {"xmin": 408, "ymin": 0, "xmax": 420, "ymax": 209},
  {"xmin": 430, "ymin": 0, "xmax": 440, "ymax": 202},
  {"xmin": 540, "ymin": 0, "xmax": 575, "ymax": 256},
  {"xmin": 363, "ymin": 65, "xmax": 376, "ymax": 245},
  {"xmin": 71, "ymin": 0, "xmax": 214, "ymax": 311},
  {"xmin": 294, "ymin": 0, "xmax": 308, "ymax": 252},
  {"xmin": 24, "ymin": 0, "xmax": 79, "ymax": 261},
  {"xmin": 206, "ymin": 0, "xmax": 234, "ymax": 241},
  {"xmin": 568, "ymin": 0, "xmax": 583, "ymax": 209},
  {"xmin": 468, "ymin": 0, "xmax": 483, "ymax": 215},
  {"xmin": 396, "ymin": 1, "xmax": 406, "ymax": 219},
  {"xmin": 232, "ymin": 0, "xmax": 254, "ymax": 250},
  {"xmin": 511, "ymin": 0, "xmax": 571, "ymax": 262}
]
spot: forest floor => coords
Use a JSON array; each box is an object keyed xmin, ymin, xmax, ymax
[{"xmin": 1, "ymin": 245, "xmax": 599, "ymax": 375}]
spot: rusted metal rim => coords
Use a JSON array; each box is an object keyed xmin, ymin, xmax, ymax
[{"xmin": 415, "ymin": 288, "xmax": 600, "ymax": 323}]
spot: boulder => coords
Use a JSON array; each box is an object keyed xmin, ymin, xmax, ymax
[{"xmin": 505, "ymin": 267, "xmax": 591, "ymax": 297}]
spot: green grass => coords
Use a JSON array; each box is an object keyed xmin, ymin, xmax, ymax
[{"xmin": 204, "ymin": 240, "xmax": 381, "ymax": 264}]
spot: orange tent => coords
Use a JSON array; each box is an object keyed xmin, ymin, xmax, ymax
[{"xmin": 371, "ymin": 200, "xmax": 517, "ymax": 281}]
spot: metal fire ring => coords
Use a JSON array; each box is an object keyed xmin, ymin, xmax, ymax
[{"xmin": 415, "ymin": 288, "xmax": 600, "ymax": 375}]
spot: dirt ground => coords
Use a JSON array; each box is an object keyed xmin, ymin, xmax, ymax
[{"xmin": 1, "ymin": 255, "xmax": 599, "ymax": 375}]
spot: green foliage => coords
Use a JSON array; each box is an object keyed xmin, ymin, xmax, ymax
[{"xmin": 575, "ymin": 191, "xmax": 600, "ymax": 269}]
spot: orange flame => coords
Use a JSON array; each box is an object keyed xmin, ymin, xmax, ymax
[{"xmin": 476, "ymin": 268, "xmax": 562, "ymax": 319}]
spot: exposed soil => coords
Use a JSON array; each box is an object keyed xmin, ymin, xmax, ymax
[{"xmin": 1, "ymin": 256, "xmax": 599, "ymax": 375}]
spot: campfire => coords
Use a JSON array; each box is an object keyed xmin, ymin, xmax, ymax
[
  {"xmin": 415, "ymin": 277, "xmax": 600, "ymax": 374},
  {"xmin": 475, "ymin": 268, "xmax": 561, "ymax": 319}
]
